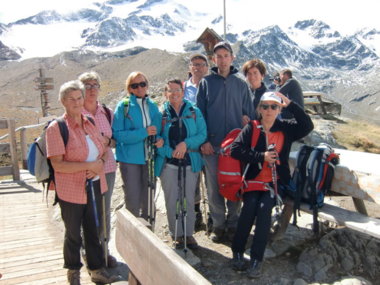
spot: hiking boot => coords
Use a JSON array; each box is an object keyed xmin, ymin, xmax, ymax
[
  {"xmin": 226, "ymin": 227, "xmax": 236, "ymax": 242},
  {"xmin": 231, "ymin": 252, "xmax": 247, "ymax": 272},
  {"xmin": 67, "ymin": 269, "xmax": 80, "ymax": 285},
  {"xmin": 210, "ymin": 227, "xmax": 224, "ymax": 243},
  {"xmin": 89, "ymin": 268, "xmax": 120, "ymax": 284},
  {"xmin": 185, "ymin": 236, "xmax": 199, "ymax": 250},
  {"xmin": 194, "ymin": 212, "xmax": 204, "ymax": 232},
  {"xmin": 247, "ymin": 259, "xmax": 262, "ymax": 279},
  {"xmin": 107, "ymin": 254, "xmax": 118, "ymax": 268}
]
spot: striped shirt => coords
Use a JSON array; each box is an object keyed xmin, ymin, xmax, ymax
[
  {"xmin": 46, "ymin": 114, "xmax": 107, "ymax": 204},
  {"xmin": 82, "ymin": 102, "xmax": 117, "ymax": 174}
]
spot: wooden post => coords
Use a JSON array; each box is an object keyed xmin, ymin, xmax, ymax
[
  {"xmin": 20, "ymin": 127, "xmax": 28, "ymax": 169},
  {"xmin": 35, "ymin": 68, "xmax": 54, "ymax": 117},
  {"xmin": 7, "ymin": 119, "xmax": 20, "ymax": 181},
  {"xmin": 352, "ymin": 198, "xmax": 368, "ymax": 216}
]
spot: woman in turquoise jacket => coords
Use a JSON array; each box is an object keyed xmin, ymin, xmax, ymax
[
  {"xmin": 156, "ymin": 79, "xmax": 207, "ymax": 250},
  {"xmin": 112, "ymin": 71, "xmax": 162, "ymax": 221}
]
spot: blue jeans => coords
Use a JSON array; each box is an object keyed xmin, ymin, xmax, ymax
[
  {"xmin": 203, "ymin": 153, "xmax": 241, "ymax": 230},
  {"xmin": 231, "ymin": 191, "xmax": 275, "ymax": 261}
]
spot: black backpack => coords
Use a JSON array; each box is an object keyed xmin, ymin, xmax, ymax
[{"xmin": 285, "ymin": 143, "xmax": 340, "ymax": 233}]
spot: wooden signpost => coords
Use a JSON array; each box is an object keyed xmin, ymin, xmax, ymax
[{"xmin": 34, "ymin": 68, "xmax": 54, "ymax": 117}]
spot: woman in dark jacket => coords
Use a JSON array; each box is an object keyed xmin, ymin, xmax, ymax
[
  {"xmin": 230, "ymin": 91, "xmax": 314, "ymax": 279},
  {"xmin": 242, "ymin": 59, "xmax": 268, "ymax": 110}
]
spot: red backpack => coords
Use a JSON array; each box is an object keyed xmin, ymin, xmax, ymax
[{"xmin": 218, "ymin": 120, "xmax": 261, "ymax": 201}]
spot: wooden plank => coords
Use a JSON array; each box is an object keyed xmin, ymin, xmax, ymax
[
  {"xmin": 116, "ymin": 208, "xmax": 211, "ymax": 285},
  {"xmin": 300, "ymin": 202, "xmax": 380, "ymax": 239},
  {"xmin": 0, "ymin": 166, "xmax": 13, "ymax": 176}
]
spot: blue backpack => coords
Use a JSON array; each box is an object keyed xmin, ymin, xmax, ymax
[
  {"xmin": 27, "ymin": 118, "xmax": 69, "ymax": 187},
  {"xmin": 285, "ymin": 143, "xmax": 340, "ymax": 233}
]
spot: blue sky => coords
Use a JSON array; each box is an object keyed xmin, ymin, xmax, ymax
[{"xmin": 0, "ymin": 0, "xmax": 379, "ymax": 36}]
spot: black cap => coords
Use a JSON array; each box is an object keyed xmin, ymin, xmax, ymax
[{"xmin": 213, "ymin": 41, "xmax": 233, "ymax": 54}]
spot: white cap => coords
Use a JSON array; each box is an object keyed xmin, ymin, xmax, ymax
[{"xmin": 260, "ymin": 92, "xmax": 282, "ymax": 104}]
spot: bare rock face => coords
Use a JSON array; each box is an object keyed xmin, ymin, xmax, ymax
[{"xmin": 296, "ymin": 228, "xmax": 380, "ymax": 282}]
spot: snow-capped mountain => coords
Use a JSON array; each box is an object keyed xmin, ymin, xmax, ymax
[{"xmin": 1, "ymin": 0, "xmax": 380, "ymax": 72}]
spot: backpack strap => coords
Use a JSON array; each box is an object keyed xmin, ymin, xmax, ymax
[
  {"xmin": 56, "ymin": 117, "xmax": 69, "ymax": 146},
  {"xmin": 102, "ymin": 103, "xmax": 112, "ymax": 124},
  {"xmin": 250, "ymin": 120, "xmax": 261, "ymax": 149},
  {"xmin": 161, "ymin": 105, "xmax": 197, "ymax": 131},
  {"xmin": 123, "ymin": 97, "xmax": 130, "ymax": 118}
]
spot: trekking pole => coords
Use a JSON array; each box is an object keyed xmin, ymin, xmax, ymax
[
  {"xmin": 87, "ymin": 179, "xmax": 105, "ymax": 263},
  {"xmin": 147, "ymin": 135, "xmax": 157, "ymax": 231},
  {"xmin": 101, "ymin": 195, "xmax": 108, "ymax": 267},
  {"xmin": 182, "ymin": 158, "xmax": 188, "ymax": 257},
  {"xmin": 199, "ymin": 171, "xmax": 209, "ymax": 233},
  {"xmin": 173, "ymin": 159, "xmax": 182, "ymax": 249},
  {"xmin": 268, "ymin": 144, "xmax": 283, "ymax": 225}
]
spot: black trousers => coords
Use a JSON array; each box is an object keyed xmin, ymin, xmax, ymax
[
  {"xmin": 59, "ymin": 180, "xmax": 104, "ymax": 270},
  {"xmin": 231, "ymin": 190, "xmax": 275, "ymax": 261}
]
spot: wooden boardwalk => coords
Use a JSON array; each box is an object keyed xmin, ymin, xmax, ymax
[{"xmin": 0, "ymin": 173, "xmax": 94, "ymax": 284}]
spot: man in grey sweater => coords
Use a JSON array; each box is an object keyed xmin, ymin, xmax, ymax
[{"xmin": 196, "ymin": 41, "xmax": 254, "ymax": 242}]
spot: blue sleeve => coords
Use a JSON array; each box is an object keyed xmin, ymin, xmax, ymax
[
  {"xmin": 150, "ymin": 102, "xmax": 163, "ymax": 140},
  {"xmin": 184, "ymin": 108, "xmax": 207, "ymax": 149},
  {"xmin": 112, "ymin": 101, "xmax": 148, "ymax": 145}
]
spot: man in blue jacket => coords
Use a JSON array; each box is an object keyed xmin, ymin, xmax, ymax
[{"xmin": 196, "ymin": 41, "xmax": 255, "ymax": 243}]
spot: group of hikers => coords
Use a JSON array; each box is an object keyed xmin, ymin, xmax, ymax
[{"xmin": 45, "ymin": 40, "xmax": 313, "ymax": 284}]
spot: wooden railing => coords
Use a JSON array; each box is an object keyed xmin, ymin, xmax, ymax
[
  {"xmin": 0, "ymin": 119, "xmax": 20, "ymax": 180},
  {"xmin": 0, "ymin": 121, "xmax": 45, "ymax": 170}
]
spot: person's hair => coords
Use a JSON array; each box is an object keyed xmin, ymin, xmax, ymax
[
  {"xmin": 242, "ymin": 59, "xmax": 266, "ymax": 77},
  {"xmin": 59, "ymin": 80, "xmax": 85, "ymax": 102},
  {"xmin": 280, "ymin": 68, "xmax": 292, "ymax": 78},
  {"xmin": 164, "ymin": 79, "xmax": 183, "ymax": 92},
  {"xmin": 78, "ymin": 71, "xmax": 101, "ymax": 84},
  {"xmin": 125, "ymin": 71, "xmax": 149, "ymax": 91}
]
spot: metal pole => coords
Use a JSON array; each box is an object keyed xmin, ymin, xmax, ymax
[{"xmin": 223, "ymin": 0, "xmax": 226, "ymax": 40}]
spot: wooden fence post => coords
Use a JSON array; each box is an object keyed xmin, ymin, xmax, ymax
[
  {"xmin": 7, "ymin": 119, "xmax": 20, "ymax": 180},
  {"xmin": 20, "ymin": 127, "xmax": 28, "ymax": 169}
]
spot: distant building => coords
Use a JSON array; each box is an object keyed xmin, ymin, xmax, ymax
[{"xmin": 196, "ymin": 27, "xmax": 223, "ymax": 61}]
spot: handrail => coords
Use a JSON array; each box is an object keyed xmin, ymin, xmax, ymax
[{"xmin": 0, "ymin": 122, "xmax": 45, "ymax": 141}]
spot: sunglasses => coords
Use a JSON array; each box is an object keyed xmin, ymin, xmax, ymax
[
  {"xmin": 84, "ymin": 83, "xmax": 100, "ymax": 90},
  {"xmin": 260, "ymin": 104, "xmax": 279, "ymax": 110},
  {"xmin": 130, "ymin": 81, "xmax": 147, "ymax": 89}
]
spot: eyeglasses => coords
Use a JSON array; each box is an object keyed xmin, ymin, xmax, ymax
[
  {"xmin": 130, "ymin": 81, "xmax": 147, "ymax": 89},
  {"xmin": 190, "ymin": 63, "xmax": 207, "ymax": 67},
  {"xmin": 260, "ymin": 104, "xmax": 279, "ymax": 110},
  {"xmin": 167, "ymin": 89, "xmax": 182, "ymax": 93},
  {"xmin": 84, "ymin": 84, "xmax": 100, "ymax": 90}
]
